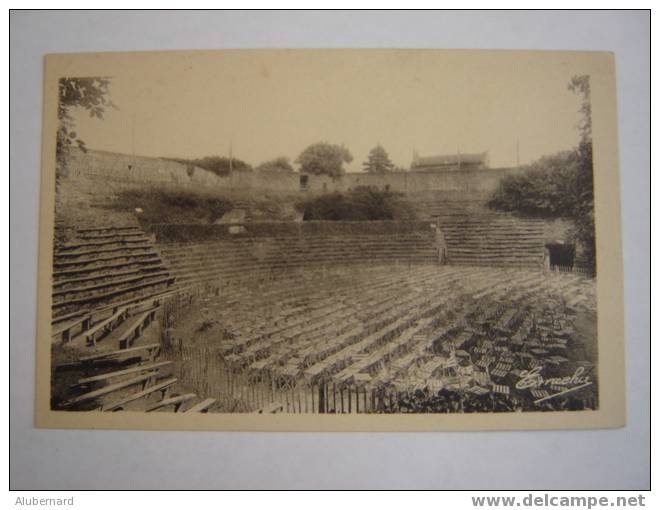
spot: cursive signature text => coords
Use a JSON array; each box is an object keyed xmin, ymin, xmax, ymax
[{"xmin": 515, "ymin": 366, "xmax": 592, "ymax": 390}]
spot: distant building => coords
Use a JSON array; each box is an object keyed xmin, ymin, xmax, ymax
[{"xmin": 411, "ymin": 150, "xmax": 489, "ymax": 172}]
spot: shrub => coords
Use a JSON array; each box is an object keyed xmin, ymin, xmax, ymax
[
  {"xmin": 109, "ymin": 188, "xmax": 233, "ymax": 225},
  {"xmin": 297, "ymin": 186, "xmax": 418, "ymax": 222},
  {"xmin": 488, "ymin": 151, "xmax": 579, "ymax": 218},
  {"xmin": 167, "ymin": 156, "xmax": 252, "ymax": 176},
  {"xmin": 256, "ymin": 157, "xmax": 294, "ymax": 173}
]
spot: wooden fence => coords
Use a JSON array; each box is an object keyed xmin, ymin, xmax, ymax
[
  {"xmin": 161, "ymin": 344, "xmax": 600, "ymax": 414},
  {"xmin": 165, "ymin": 344, "xmax": 402, "ymax": 413},
  {"xmin": 550, "ymin": 265, "xmax": 593, "ymax": 277}
]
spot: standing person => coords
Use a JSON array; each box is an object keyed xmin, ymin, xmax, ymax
[
  {"xmin": 543, "ymin": 246, "xmax": 551, "ymax": 271},
  {"xmin": 433, "ymin": 223, "xmax": 447, "ymax": 264}
]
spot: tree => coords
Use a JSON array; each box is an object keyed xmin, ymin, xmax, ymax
[
  {"xmin": 488, "ymin": 151, "xmax": 579, "ymax": 217},
  {"xmin": 568, "ymin": 75, "xmax": 591, "ymax": 144},
  {"xmin": 488, "ymin": 75, "xmax": 596, "ymax": 273},
  {"xmin": 256, "ymin": 156, "xmax": 294, "ymax": 173},
  {"xmin": 295, "ymin": 142, "xmax": 353, "ymax": 178},
  {"xmin": 56, "ymin": 77, "xmax": 115, "ymax": 174},
  {"xmin": 568, "ymin": 75, "xmax": 595, "ymax": 273},
  {"xmin": 296, "ymin": 186, "xmax": 417, "ymax": 221},
  {"xmin": 168, "ymin": 156, "xmax": 252, "ymax": 176},
  {"xmin": 363, "ymin": 144, "xmax": 394, "ymax": 173}
]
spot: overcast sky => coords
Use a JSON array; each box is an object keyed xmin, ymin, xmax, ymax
[{"xmin": 69, "ymin": 49, "xmax": 588, "ymax": 172}]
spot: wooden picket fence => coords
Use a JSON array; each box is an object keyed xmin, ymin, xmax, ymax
[
  {"xmin": 167, "ymin": 339, "xmax": 600, "ymax": 414},
  {"xmin": 168, "ymin": 344, "xmax": 401, "ymax": 413}
]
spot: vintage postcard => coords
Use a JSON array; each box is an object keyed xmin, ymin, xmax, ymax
[{"xmin": 35, "ymin": 49, "xmax": 625, "ymax": 431}]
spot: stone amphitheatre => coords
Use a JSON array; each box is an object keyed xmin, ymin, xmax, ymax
[{"xmin": 50, "ymin": 148, "xmax": 598, "ymax": 415}]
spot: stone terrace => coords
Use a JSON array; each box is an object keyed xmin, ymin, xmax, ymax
[
  {"xmin": 413, "ymin": 191, "xmax": 549, "ymax": 269},
  {"xmin": 152, "ymin": 222, "xmax": 439, "ymax": 287}
]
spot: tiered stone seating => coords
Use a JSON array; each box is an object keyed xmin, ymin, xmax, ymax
[
  {"xmin": 52, "ymin": 226, "xmax": 175, "ymax": 320},
  {"xmin": 411, "ymin": 191, "xmax": 547, "ymax": 269},
  {"xmin": 440, "ymin": 216, "xmax": 546, "ymax": 269},
  {"xmin": 412, "ymin": 193, "xmax": 491, "ymax": 223},
  {"xmin": 158, "ymin": 233, "xmax": 438, "ymax": 286}
]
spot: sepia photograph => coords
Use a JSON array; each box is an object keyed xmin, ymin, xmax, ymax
[{"xmin": 35, "ymin": 48, "xmax": 625, "ymax": 430}]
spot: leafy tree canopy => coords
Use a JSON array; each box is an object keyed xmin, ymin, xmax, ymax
[
  {"xmin": 568, "ymin": 75, "xmax": 591, "ymax": 144},
  {"xmin": 297, "ymin": 186, "xmax": 417, "ymax": 222},
  {"xmin": 568, "ymin": 75, "xmax": 595, "ymax": 272},
  {"xmin": 363, "ymin": 144, "xmax": 395, "ymax": 173},
  {"xmin": 295, "ymin": 142, "xmax": 353, "ymax": 178},
  {"xmin": 57, "ymin": 77, "xmax": 115, "ymax": 170},
  {"xmin": 488, "ymin": 151, "xmax": 580, "ymax": 218},
  {"xmin": 256, "ymin": 156, "xmax": 294, "ymax": 173},
  {"xmin": 169, "ymin": 156, "xmax": 253, "ymax": 177},
  {"xmin": 489, "ymin": 75, "xmax": 595, "ymax": 273}
]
